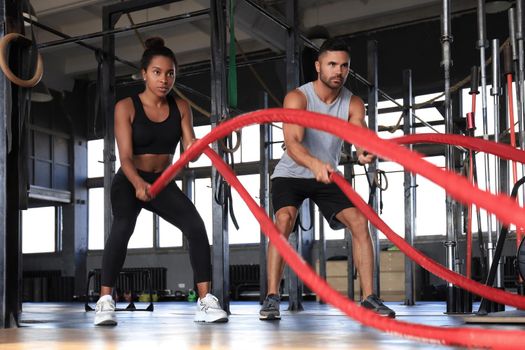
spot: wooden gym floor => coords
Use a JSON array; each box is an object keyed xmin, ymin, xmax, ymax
[{"xmin": 0, "ymin": 301, "xmax": 520, "ymax": 349}]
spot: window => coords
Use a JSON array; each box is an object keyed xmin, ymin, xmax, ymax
[
  {"xmin": 236, "ymin": 125, "xmax": 260, "ymax": 163},
  {"xmin": 158, "ymin": 180, "xmax": 184, "ymax": 248},
  {"xmin": 88, "ymin": 187, "xmax": 104, "ymax": 250},
  {"xmin": 127, "ymin": 211, "xmax": 153, "ymax": 249},
  {"xmin": 88, "ymin": 139, "xmax": 121, "ymax": 178},
  {"xmin": 88, "ymin": 187, "xmax": 154, "ymax": 250},
  {"xmin": 194, "ymin": 177, "xmax": 213, "ymax": 243},
  {"xmin": 271, "ymin": 123, "xmax": 284, "ymax": 159},
  {"xmin": 229, "ymin": 174, "xmax": 260, "ymax": 244},
  {"xmin": 158, "ymin": 216, "xmax": 183, "ymax": 248},
  {"xmin": 22, "ymin": 207, "xmax": 56, "ymax": 253},
  {"xmin": 190, "ymin": 125, "xmax": 212, "ymax": 168}
]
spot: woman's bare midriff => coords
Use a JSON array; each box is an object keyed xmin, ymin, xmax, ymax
[{"xmin": 133, "ymin": 154, "xmax": 173, "ymax": 173}]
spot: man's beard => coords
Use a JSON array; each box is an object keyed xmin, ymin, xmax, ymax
[{"xmin": 319, "ymin": 72, "xmax": 345, "ymax": 90}]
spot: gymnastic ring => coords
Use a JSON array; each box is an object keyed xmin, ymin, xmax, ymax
[
  {"xmin": 219, "ymin": 129, "xmax": 242, "ymax": 154},
  {"xmin": 0, "ymin": 33, "xmax": 43, "ymax": 88},
  {"xmin": 373, "ymin": 169, "xmax": 388, "ymax": 191}
]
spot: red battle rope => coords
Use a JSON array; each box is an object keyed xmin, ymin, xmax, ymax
[
  {"xmin": 204, "ymin": 146, "xmax": 525, "ymax": 349},
  {"xmin": 148, "ymin": 109, "xmax": 525, "ymax": 348}
]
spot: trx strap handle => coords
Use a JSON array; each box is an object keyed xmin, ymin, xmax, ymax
[{"xmin": 0, "ymin": 33, "xmax": 43, "ymax": 88}]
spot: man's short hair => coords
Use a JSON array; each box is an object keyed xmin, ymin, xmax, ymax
[{"xmin": 317, "ymin": 37, "xmax": 351, "ymax": 59}]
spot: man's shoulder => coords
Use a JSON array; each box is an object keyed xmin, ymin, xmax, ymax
[{"xmin": 284, "ymin": 88, "xmax": 307, "ymax": 109}]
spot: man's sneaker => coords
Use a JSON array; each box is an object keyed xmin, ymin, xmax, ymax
[
  {"xmin": 361, "ymin": 294, "xmax": 396, "ymax": 318},
  {"xmin": 194, "ymin": 293, "xmax": 228, "ymax": 323},
  {"xmin": 259, "ymin": 294, "xmax": 281, "ymax": 320},
  {"xmin": 94, "ymin": 295, "xmax": 117, "ymax": 326}
]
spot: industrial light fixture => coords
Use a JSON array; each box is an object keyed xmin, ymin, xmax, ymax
[
  {"xmin": 306, "ymin": 25, "xmax": 330, "ymax": 48},
  {"xmin": 31, "ymin": 82, "xmax": 53, "ymax": 102},
  {"xmin": 131, "ymin": 72, "xmax": 143, "ymax": 81},
  {"xmin": 486, "ymin": 0, "xmax": 513, "ymax": 14},
  {"xmin": 22, "ymin": 2, "xmax": 38, "ymax": 27}
]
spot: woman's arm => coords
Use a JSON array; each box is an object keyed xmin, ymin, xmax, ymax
[{"xmin": 114, "ymin": 98, "xmax": 151, "ymax": 201}]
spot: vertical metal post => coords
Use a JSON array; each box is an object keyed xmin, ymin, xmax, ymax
[
  {"xmin": 317, "ymin": 209, "xmax": 327, "ymax": 303},
  {"xmin": 491, "ymin": 39, "xmax": 504, "ymax": 288},
  {"xmin": 443, "ymin": 0, "xmax": 459, "ymax": 313},
  {"xmin": 210, "ymin": 0, "xmax": 230, "ymax": 312},
  {"xmin": 0, "ymin": 0, "xmax": 8, "ymax": 329},
  {"xmin": 259, "ymin": 92, "xmax": 271, "ymax": 303},
  {"xmin": 285, "ymin": 0, "xmax": 300, "ymax": 92},
  {"xmin": 509, "ymin": 8, "xmax": 522, "ymax": 146},
  {"xmin": 284, "ymin": 0, "xmax": 303, "ymax": 311},
  {"xmin": 518, "ymin": 0, "xmax": 525, "ymax": 149},
  {"xmin": 367, "ymin": 40, "xmax": 380, "ymax": 296},
  {"xmin": 343, "ymin": 157, "xmax": 355, "ymax": 301},
  {"xmin": 402, "ymin": 69, "xmax": 416, "ymax": 306},
  {"xmin": 101, "ymin": 7, "xmax": 118, "ymax": 244},
  {"xmin": 477, "ymin": 0, "xmax": 495, "ymax": 291},
  {"xmin": 61, "ymin": 139, "xmax": 88, "ymax": 297},
  {"xmin": 4, "ymin": 0, "xmax": 28, "ymax": 327},
  {"xmin": 516, "ymin": 0, "xmax": 525, "ymax": 222},
  {"xmin": 180, "ymin": 171, "xmax": 194, "ymax": 249}
]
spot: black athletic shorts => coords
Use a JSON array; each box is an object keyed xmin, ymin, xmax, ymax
[{"xmin": 271, "ymin": 177, "xmax": 354, "ymax": 230}]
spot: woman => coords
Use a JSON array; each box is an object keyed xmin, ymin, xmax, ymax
[{"xmin": 94, "ymin": 37, "xmax": 228, "ymax": 326}]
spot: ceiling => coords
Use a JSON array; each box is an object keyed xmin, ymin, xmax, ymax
[{"xmin": 24, "ymin": 0, "xmax": 481, "ymax": 91}]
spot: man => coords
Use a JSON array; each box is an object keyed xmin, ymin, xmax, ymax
[{"xmin": 260, "ymin": 38, "xmax": 395, "ymax": 320}]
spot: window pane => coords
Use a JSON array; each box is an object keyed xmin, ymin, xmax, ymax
[
  {"xmin": 88, "ymin": 139, "xmax": 103, "ymax": 178},
  {"xmin": 415, "ymin": 156, "xmax": 446, "ymax": 236},
  {"xmin": 377, "ymin": 162, "xmax": 405, "ymax": 239},
  {"xmin": 22, "ymin": 207, "xmax": 55, "ymax": 253},
  {"xmin": 128, "ymin": 211, "xmax": 153, "ymax": 249},
  {"xmin": 159, "ymin": 217, "xmax": 183, "ymax": 247},
  {"xmin": 88, "ymin": 188, "xmax": 104, "ymax": 250},
  {"xmin": 189, "ymin": 125, "xmax": 212, "ymax": 168},
  {"xmin": 158, "ymin": 180, "xmax": 183, "ymax": 248},
  {"xmin": 271, "ymin": 123, "xmax": 284, "ymax": 159},
  {"xmin": 229, "ymin": 174, "xmax": 260, "ymax": 244},
  {"xmin": 88, "ymin": 139, "xmax": 121, "ymax": 177},
  {"xmin": 239, "ymin": 125, "xmax": 260, "ymax": 163},
  {"xmin": 194, "ymin": 178, "xmax": 213, "ymax": 244}
]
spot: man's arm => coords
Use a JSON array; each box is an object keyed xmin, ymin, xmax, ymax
[
  {"xmin": 283, "ymin": 89, "xmax": 333, "ymax": 183},
  {"xmin": 349, "ymin": 95, "xmax": 375, "ymax": 165}
]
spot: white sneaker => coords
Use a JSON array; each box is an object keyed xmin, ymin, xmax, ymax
[
  {"xmin": 194, "ymin": 293, "xmax": 228, "ymax": 323},
  {"xmin": 94, "ymin": 295, "xmax": 117, "ymax": 326}
]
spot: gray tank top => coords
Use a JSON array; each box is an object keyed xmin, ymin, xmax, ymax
[{"xmin": 272, "ymin": 82, "xmax": 353, "ymax": 179}]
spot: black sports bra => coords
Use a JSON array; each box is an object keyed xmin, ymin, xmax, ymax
[{"xmin": 130, "ymin": 94, "xmax": 182, "ymax": 155}]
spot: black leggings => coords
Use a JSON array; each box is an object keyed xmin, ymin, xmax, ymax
[{"xmin": 101, "ymin": 168, "xmax": 211, "ymax": 287}]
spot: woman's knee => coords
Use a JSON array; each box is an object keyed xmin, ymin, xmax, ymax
[{"xmin": 183, "ymin": 220, "xmax": 209, "ymax": 244}]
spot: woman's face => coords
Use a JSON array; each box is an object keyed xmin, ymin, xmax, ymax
[{"xmin": 142, "ymin": 55, "xmax": 176, "ymax": 97}]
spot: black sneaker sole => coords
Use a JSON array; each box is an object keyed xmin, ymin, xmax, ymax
[
  {"xmin": 259, "ymin": 314, "xmax": 281, "ymax": 320},
  {"xmin": 94, "ymin": 320, "xmax": 117, "ymax": 326}
]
